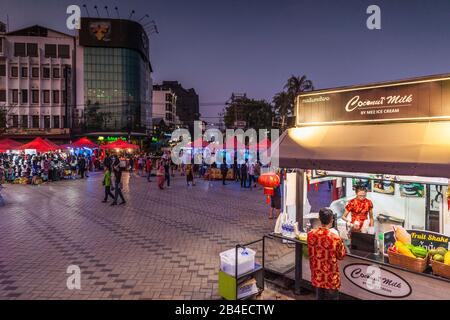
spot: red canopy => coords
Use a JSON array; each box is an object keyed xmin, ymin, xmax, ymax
[
  {"xmin": 68, "ymin": 137, "xmax": 99, "ymax": 149},
  {"xmin": 44, "ymin": 138, "xmax": 60, "ymax": 150},
  {"xmin": 0, "ymin": 138, "xmax": 22, "ymax": 152},
  {"xmin": 248, "ymin": 138, "xmax": 271, "ymax": 150},
  {"xmin": 18, "ymin": 137, "xmax": 59, "ymax": 153},
  {"xmin": 211, "ymin": 137, "xmax": 247, "ymax": 150},
  {"xmin": 186, "ymin": 137, "xmax": 209, "ymax": 148},
  {"xmin": 100, "ymin": 139, "xmax": 139, "ymax": 150}
]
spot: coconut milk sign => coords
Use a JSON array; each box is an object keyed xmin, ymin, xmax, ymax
[
  {"xmin": 296, "ymin": 76, "xmax": 450, "ymax": 125},
  {"xmin": 344, "ymin": 263, "xmax": 412, "ymax": 298}
]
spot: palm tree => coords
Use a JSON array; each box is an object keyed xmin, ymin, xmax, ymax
[
  {"xmin": 272, "ymin": 91, "xmax": 291, "ymax": 130},
  {"xmin": 282, "ymin": 75, "xmax": 314, "ymax": 127},
  {"xmin": 284, "ymin": 75, "xmax": 314, "ymax": 99}
]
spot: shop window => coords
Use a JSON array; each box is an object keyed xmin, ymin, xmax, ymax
[
  {"xmin": 21, "ymin": 89, "xmax": 28, "ymax": 104},
  {"xmin": 11, "ymin": 115, "xmax": 18, "ymax": 128},
  {"xmin": 14, "ymin": 42, "xmax": 26, "ymax": 57},
  {"xmin": 32, "ymin": 115, "xmax": 39, "ymax": 128},
  {"xmin": 44, "ymin": 44, "xmax": 57, "ymax": 58},
  {"xmin": 0, "ymin": 64, "xmax": 5, "ymax": 76},
  {"xmin": 21, "ymin": 115, "xmax": 28, "ymax": 128},
  {"xmin": 52, "ymin": 90, "xmax": 60, "ymax": 104},
  {"xmin": 53, "ymin": 115, "xmax": 60, "ymax": 128},
  {"xmin": 31, "ymin": 90, "xmax": 39, "ymax": 103},
  {"xmin": 31, "ymin": 67, "xmax": 39, "ymax": 78},
  {"xmin": 27, "ymin": 43, "xmax": 38, "ymax": 57},
  {"xmin": 42, "ymin": 67, "xmax": 50, "ymax": 79},
  {"xmin": 11, "ymin": 66, "xmax": 18, "ymax": 77},
  {"xmin": 0, "ymin": 89, "xmax": 6, "ymax": 102},
  {"xmin": 43, "ymin": 90, "xmax": 50, "ymax": 104},
  {"xmin": 21, "ymin": 67, "xmax": 28, "ymax": 78},
  {"xmin": 44, "ymin": 115, "xmax": 50, "ymax": 129},
  {"xmin": 52, "ymin": 67, "xmax": 60, "ymax": 78},
  {"xmin": 11, "ymin": 89, "xmax": 18, "ymax": 103},
  {"xmin": 58, "ymin": 45, "xmax": 70, "ymax": 58}
]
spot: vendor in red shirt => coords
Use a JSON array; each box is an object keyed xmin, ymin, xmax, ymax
[
  {"xmin": 307, "ymin": 208, "xmax": 346, "ymax": 300},
  {"xmin": 342, "ymin": 185, "xmax": 374, "ymax": 232}
]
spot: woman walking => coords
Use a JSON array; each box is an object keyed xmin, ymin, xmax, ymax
[
  {"xmin": 157, "ymin": 161, "xmax": 165, "ymax": 189},
  {"xmin": 186, "ymin": 164, "xmax": 195, "ymax": 186}
]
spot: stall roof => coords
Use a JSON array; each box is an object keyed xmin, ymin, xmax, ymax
[{"xmin": 276, "ymin": 121, "xmax": 450, "ymax": 178}]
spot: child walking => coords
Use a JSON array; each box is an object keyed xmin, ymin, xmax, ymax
[{"xmin": 102, "ymin": 167, "xmax": 115, "ymax": 203}]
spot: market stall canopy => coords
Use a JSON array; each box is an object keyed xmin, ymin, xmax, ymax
[
  {"xmin": 276, "ymin": 122, "xmax": 450, "ymax": 178},
  {"xmin": 100, "ymin": 140, "xmax": 139, "ymax": 150},
  {"xmin": 211, "ymin": 137, "xmax": 247, "ymax": 151},
  {"xmin": 248, "ymin": 138, "xmax": 271, "ymax": 151},
  {"xmin": 0, "ymin": 138, "xmax": 22, "ymax": 152},
  {"xmin": 68, "ymin": 137, "xmax": 99, "ymax": 149},
  {"xmin": 17, "ymin": 137, "xmax": 59, "ymax": 153},
  {"xmin": 186, "ymin": 138, "xmax": 210, "ymax": 148},
  {"xmin": 44, "ymin": 138, "xmax": 60, "ymax": 150}
]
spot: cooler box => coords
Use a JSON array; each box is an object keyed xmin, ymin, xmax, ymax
[{"xmin": 220, "ymin": 247, "xmax": 256, "ymax": 277}]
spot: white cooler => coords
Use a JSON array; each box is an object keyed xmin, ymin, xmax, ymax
[{"xmin": 220, "ymin": 247, "xmax": 256, "ymax": 277}]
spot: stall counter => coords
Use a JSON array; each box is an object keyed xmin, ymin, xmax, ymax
[{"xmin": 267, "ymin": 233, "xmax": 450, "ymax": 300}]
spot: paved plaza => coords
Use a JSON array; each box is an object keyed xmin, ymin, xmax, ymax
[{"xmin": 0, "ymin": 172, "xmax": 304, "ymax": 300}]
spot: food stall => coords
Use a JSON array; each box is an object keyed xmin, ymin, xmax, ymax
[{"xmin": 268, "ymin": 74, "xmax": 450, "ymax": 299}]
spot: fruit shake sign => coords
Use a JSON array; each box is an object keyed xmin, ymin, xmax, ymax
[{"xmin": 296, "ymin": 76, "xmax": 450, "ymax": 125}]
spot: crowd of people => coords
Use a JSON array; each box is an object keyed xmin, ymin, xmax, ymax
[{"xmin": 0, "ymin": 152, "xmax": 96, "ymax": 185}]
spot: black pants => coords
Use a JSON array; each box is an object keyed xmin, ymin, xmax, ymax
[
  {"xmin": 165, "ymin": 173, "xmax": 170, "ymax": 187},
  {"xmin": 104, "ymin": 186, "xmax": 115, "ymax": 201},
  {"xmin": 248, "ymin": 175, "xmax": 254, "ymax": 188},
  {"xmin": 222, "ymin": 173, "xmax": 227, "ymax": 185},
  {"xmin": 315, "ymin": 287, "xmax": 339, "ymax": 300},
  {"xmin": 241, "ymin": 175, "xmax": 247, "ymax": 187},
  {"xmin": 79, "ymin": 169, "xmax": 85, "ymax": 179},
  {"xmin": 113, "ymin": 182, "xmax": 125, "ymax": 203}
]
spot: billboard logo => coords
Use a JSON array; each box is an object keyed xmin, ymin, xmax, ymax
[{"xmin": 90, "ymin": 22, "xmax": 111, "ymax": 41}]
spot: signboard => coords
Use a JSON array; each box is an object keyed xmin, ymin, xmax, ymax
[
  {"xmin": 302, "ymin": 255, "xmax": 450, "ymax": 299},
  {"xmin": 296, "ymin": 76, "xmax": 450, "ymax": 125},
  {"xmin": 384, "ymin": 229, "xmax": 450, "ymax": 252},
  {"xmin": 79, "ymin": 18, "xmax": 150, "ymax": 63},
  {"xmin": 343, "ymin": 263, "xmax": 412, "ymax": 298}
]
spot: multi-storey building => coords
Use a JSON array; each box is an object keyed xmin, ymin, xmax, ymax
[
  {"xmin": 152, "ymin": 87, "xmax": 179, "ymax": 128},
  {"xmin": 152, "ymin": 81, "xmax": 199, "ymax": 133},
  {"xmin": 0, "ymin": 24, "xmax": 75, "ymax": 141},
  {"xmin": 76, "ymin": 17, "xmax": 153, "ymax": 136}
]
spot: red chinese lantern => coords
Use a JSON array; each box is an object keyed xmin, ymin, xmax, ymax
[{"xmin": 258, "ymin": 172, "xmax": 281, "ymax": 204}]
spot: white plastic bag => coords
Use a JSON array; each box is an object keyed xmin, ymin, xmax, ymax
[{"xmin": 274, "ymin": 211, "xmax": 287, "ymax": 234}]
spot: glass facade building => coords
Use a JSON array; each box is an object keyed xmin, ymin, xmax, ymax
[{"xmin": 84, "ymin": 47, "xmax": 150, "ymax": 131}]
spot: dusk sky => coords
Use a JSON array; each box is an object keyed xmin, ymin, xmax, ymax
[{"xmin": 2, "ymin": 0, "xmax": 450, "ymax": 120}]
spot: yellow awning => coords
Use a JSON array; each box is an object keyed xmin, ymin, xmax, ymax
[{"xmin": 277, "ymin": 121, "xmax": 450, "ymax": 178}]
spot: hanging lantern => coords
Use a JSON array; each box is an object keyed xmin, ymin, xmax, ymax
[{"xmin": 258, "ymin": 172, "xmax": 281, "ymax": 204}]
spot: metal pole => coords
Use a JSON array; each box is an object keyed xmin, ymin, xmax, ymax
[{"xmin": 294, "ymin": 169, "xmax": 305, "ymax": 295}]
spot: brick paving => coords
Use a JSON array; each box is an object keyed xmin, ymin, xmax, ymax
[{"xmin": 0, "ymin": 172, "xmax": 300, "ymax": 300}]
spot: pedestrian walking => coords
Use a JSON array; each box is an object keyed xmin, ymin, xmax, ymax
[
  {"xmin": 157, "ymin": 161, "xmax": 165, "ymax": 189},
  {"xmin": 111, "ymin": 158, "xmax": 126, "ymax": 206},
  {"xmin": 186, "ymin": 164, "xmax": 195, "ymax": 186},
  {"xmin": 102, "ymin": 167, "xmax": 115, "ymax": 203},
  {"xmin": 164, "ymin": 160, "xmax": 171, "ymax": 187},
  {"xmin": 269, "ymin": 183, "xmax": 281, "ymax": 219},
  {"xmin": 220, "ymin": 162, "xmax": 228, "ymax": 185},
  {"xmin": 307, "ymin": 208, "xmax": 346, "ymax": 300},
  {"xmin": 240, "ymin": 161, "xmax": 248, "ymax": 188},
  {"xmin": 146, "ymin": 156, "xmax": 152, "ymax": 182},
  {"xmin": 253, "ymin": 162, "xmax": 261, "ymax": 188},
  {"xmin": 248, "ymin": 162, "xmax": 255, "ymax": 189},
  {"xmin": 79, "ymin": 155, "xmax": 86, "ymax": 179}
]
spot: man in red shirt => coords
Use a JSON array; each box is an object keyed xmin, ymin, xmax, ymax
[
  {"xmin": 307, "ymin": 208, "xmax": 346, "ymax": 300},
  {"xmin": 342, "ymin": 185, "xmax": 374, "ymax": 232}
]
